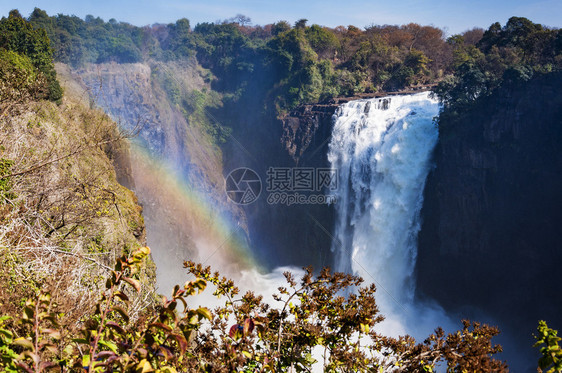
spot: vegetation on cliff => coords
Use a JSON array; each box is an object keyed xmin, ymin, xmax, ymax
[
  {"xmin": 0, "ymin": 10, "xmax": 62, "ymax": 102},
  {"xmin": 19, "ymin": 8, "xmax": 561, "ymax": 123},
  {"xmin": 0, "ymin": 12, "xmax": 155, "ymax": 356},
  {"xmin": 434, "ymin": 17, "xmax": 562, "ymax": 119},
  {"xmin": 20, "ymin": 8, "xmax": 452, "ymax": 114}
]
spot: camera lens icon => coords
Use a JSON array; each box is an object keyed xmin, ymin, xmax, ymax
[{"xmin": 225, "ymin": 168, "xmax": 262, "ymax": 205}]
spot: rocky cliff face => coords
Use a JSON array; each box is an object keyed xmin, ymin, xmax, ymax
[
  {"xmin": 66, "ymin": 57, "xmax": 436, "ymax": 274},
  {"xmin": 69, "ymin": 61, "xmax": 252, "ymax": 291},
  {"xmin": 66, "ymin": 59, "xmax": 342, "ymax": 282},
  {"xmin": 416, "ymin": 72, "xmax": 562, "ymax": 369},
  {"xmin": 216, "ymin": 98, "xmax": 339, "ymax": 269},
  {"xmin": 281, "ymin": 103, "xmax": 338, "ymax": 164},
  {"xmin": 279, "ymin": 90, "xmax": 430, "ymax": 164}
]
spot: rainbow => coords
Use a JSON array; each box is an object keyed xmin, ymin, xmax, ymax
[{"xmin": 128, "ymin": 142, "xmax": 260, "ymax": 290}]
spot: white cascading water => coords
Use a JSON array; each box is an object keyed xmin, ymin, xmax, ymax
[{"xmin": 328, "ymin": 91, "xmax": 442, "ymax": 336}]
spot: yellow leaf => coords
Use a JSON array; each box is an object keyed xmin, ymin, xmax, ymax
[
  {"xmin": 196, "ymin": 307, "xmax": 212, "ymax": 320},
  {"xmin": 137, "ymin": 359, "xmax": 154, "ymax": 372},
  {"xmin": 157, "ymin": 367, "xmax": 178, "ymax": 373},
  {"xmin": 14, "ymin": 337, "xmax": 34, "ymax": 350}
]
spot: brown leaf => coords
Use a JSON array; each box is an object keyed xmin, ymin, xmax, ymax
[
  {"xmin": 167, "ymin": 333, "xmax": 188, "ymax": 354},
  {"xmin": 243, "ymin": 318, "xmax": 255, "ymax": 335},
  {"xmin": 122, "ymin": 276, "xmax": 141, "ymax": 292},
  {"xmin": 110, "ymin": 305, "xmax": 129, "ymax": 323},
  {"xmin": 105, "ymin": 321, "xmax": 127, "ymax": 335},
  {"xmin": 148, "ymin": 322, "xmax": 173, "ymax": 332},
  {"xmin": 14, "ymin": 337, "xmax": 34, "ymax": 351}
]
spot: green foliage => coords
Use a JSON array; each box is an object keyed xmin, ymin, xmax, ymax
[
  {"xmin": 305, "ymin": 24, "xmax": 340, "ymax": 58},
  {"xmin": 12, "ymin": 293, "xmax": 62, "ymax": 372},
  {"xmin": 449, "ymin": 39, "xmax": 484, "ymax": 70},
  {"xmin": 19, "ymin": 245, "xmax": 562, "ymax": 372},
  {"xmin": 265, "ymin": 28, "xmax": 348, "ymax": 110},
  {"xmin": 0, "ymin": 316, "xmax": 19, "ymax": 372},
  {"xmin": 151, "ymin": 63, "xmax": 231, "ymax": 144},
  {"xmin": 0, "ymin": 158, "xmax": 16, "ymax": 202},
  {"xmin": 436, "ymin": 17, "xmax": 560, "ymax": 117},
  {"xmin": 184, "ymin": 88, "xmax": 232, "ymax": 143},
  {"xmin": 534, "ymin": 321, "xmax": 562, "ymax": 373},
  {"xmin": 16, "ymin": 8, "xmax": 455, "ymax": 116},
  {"xmin": 13, "ymin": 8, "xmax": 561, "ymax": 120},
  {"xmin": 161, "ymin": 70, "xmax": 181, "ymax": 105},
  {"xmin": 27, "ymin": 8, "xmax": 143, "ymax": 66},
  {"xmin": 0, "ymin": 10, "xmax": 62, "ymax": 102},
  {"xmin": 0, "ymin": 11, "xmax": 52, "ymax": 74},
  {"xmin": 0, "ymin": 49, "xmax": 53, "ymax": 108},
  {"xmin": 164, "ymin": 18, "xmax": 195, "ymax": 59},
  {"xmin": 0, "ymin": 53, "xmax": 28, "ymax": 104},
  {"xmin": 294, "ymin": 19, "xmax": 308, "ymax": 30},
  {"xmin": 480, "ymin": 17, "xmax": 544, "ymax": 51},
  {"xmin": 73, "ymin": 246, "xmax": 187, "ymax": 371},
  {"xmin": 272, "ymin": 21, "xmax": 291, "ymax": 36}
]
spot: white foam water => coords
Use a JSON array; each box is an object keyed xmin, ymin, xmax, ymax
[{"xmin": 328, "ymin": 92, "xmax": 450, "ymax": 337}]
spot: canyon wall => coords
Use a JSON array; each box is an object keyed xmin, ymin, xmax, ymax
[{"xmin": 416, "ymin": 72, "xmax": 562, "ymax": 369}]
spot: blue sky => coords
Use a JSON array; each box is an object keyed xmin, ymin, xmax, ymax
[{"xmin": 1, "ymin": 0, "xmax": 560, "ymax": 35}]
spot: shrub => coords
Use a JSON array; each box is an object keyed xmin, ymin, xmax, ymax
[
  {"xmin": 0, "ymin": 10, "xmax": 62, "ymax": 102},
  {"xmin": 0, "ymin": 247, "xmax": 510, "ymax": 372}
]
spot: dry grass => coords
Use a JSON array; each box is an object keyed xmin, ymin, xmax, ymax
[{"xmin": 0, "ymin": 73, "xmax": 156, "ymax": 329}]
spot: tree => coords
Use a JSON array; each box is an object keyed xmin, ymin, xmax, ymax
[
  {"xmin": 534, "ymin": 321, "xmax": 562, "ymax": 373},
  {"xmin": 230, "ymin": 14, "xmax": 251, "ymax": 26},
  {"xmin": 437, "ymin": 17, "xmax": 559, "ymax": 119},
  {"xmin": 0, "ymin": 10, "xmax": 62, "ymax": 102},
  {"xmin": 478, "ymin": 21, "xmax": 502, "ymax": 52},
  {"xmin": 272, "ymin": 20, "xmax": 291, "ymax": 36},
  {"xmin": 0, "ymin": 49, "xmax": 48, "ymax": 109},
  {"xmin": 502, "ymin": 16, "xmax": 543, "ymax": 47},
  {"xmin": 164, "ymin": 18, "xmax": 194, "ymax": 58},
  {"xmin": 462, "ymin": 27, "xmax": 485, "ymax": 45},
  {"xmin": 0, "ymin": 253, "xmax": 509, "ymax": 372},
  {"xmin": 305, "ymin": 24, "xmax": 340, "ymax": 58},
  {"xmin": 294, "ymin": 18, "xmax": 308, "ymax": 29},
  {"xmin": 28, "ymin": 7, "xmax": 54, "ymax": 36}
]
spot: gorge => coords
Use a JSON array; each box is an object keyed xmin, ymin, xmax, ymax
[
  {"xmin": 2, "ymin": 9, "xmax": 561, "ymax": 371},
  {"xmin": 73, "ymin": 61, "xmax": 562, "ymax": 370}
]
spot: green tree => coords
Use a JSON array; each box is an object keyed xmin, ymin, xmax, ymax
[
  {"xmin": 0, "ymin": 10, "xmax": 62, "ymax": 102},
  {"xmin": 272, "ymin": 20, "xmax": 291, "ymax": 36},
  {"xmin": 165, "ymin": 18, "xmax": 194, "ymax": 58},
  {"xmin": 305, "ymin": 24, "xmax": 340, "ymax": 58},
  {"xmin": 534, "ymin": 321, "xmax": 562, "ymax": 373},
  {"xmin": 294, "ymin": 18, "xmax": 308, "ymax": 29}
]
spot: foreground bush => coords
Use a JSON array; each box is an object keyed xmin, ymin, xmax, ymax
[{"xmin": 0, "ymin": 246, "xmax": 516, "ymax": 372}]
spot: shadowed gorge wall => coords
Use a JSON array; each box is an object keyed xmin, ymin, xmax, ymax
[
  {"xmin": 214, "ymin": 93, "xmax": 338, "ymax": 269},
  {"xmin": 416, "ymin": 71, "xmax": 562, "ymax": 370}
]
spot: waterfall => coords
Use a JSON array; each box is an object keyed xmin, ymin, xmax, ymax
[{"xmin": 328, "ymin": 92, "xmax": 440, "ymax": 333}]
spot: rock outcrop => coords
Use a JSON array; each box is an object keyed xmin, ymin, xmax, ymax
[
  {"xmin": 416, "ymin": 72, "xmax": 562, "ymax": 369},
  {"xmin": 281, "ymin": 103, "xmax": 338, "ymax": 164}
]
